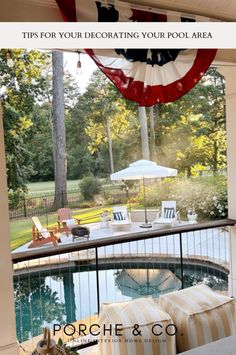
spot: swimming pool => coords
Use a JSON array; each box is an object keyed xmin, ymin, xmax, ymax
[{"xmin": 14, "ymin": 260, "xmax": 228, "ymax": 343}]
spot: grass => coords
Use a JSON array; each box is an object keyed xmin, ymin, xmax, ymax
[
  {"xmin": 10, "ymin": 206, "xmax": 114, "ymax": 251},
  {"xmin": 12, "ymin": 180, "xmax": 138, "ymax": 250},
  {"xmin": 27, "ymin": 180, "xmax": 126, "ymax": 196},
  {"xmin": 27, "ymin": 180, "xmax": 80, "ymax": 195}
]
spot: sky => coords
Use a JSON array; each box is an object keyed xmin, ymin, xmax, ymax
[{"xmin": 63, "ymin": 51, "xmax": 97, "ymax": 93}]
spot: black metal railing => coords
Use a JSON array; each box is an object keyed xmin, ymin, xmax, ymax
[
  {"xmin": 12, "ymin": 219, "xmax": 235, "ymax": 349},
  {"xmin": 9, "ymin": 189, "xmax": 137, "ymax": 220},
  {"xmin": 9, "ymin": 189, "xmax": 81, "ymax": 219}
]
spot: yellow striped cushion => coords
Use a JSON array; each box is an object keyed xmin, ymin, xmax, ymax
[
  {"xmin": 159, "ymin": 284, "xmax": 236, "ymax": 353},
  {"xmin": 98, "ymin": 297, "xmax": 176, "ymax": 355}
]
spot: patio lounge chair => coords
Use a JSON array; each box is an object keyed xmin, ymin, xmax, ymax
[
  {"xmin": 29, "ymin": 216, "xmax": 60, "ymax": 248},
  {"xmin": 153, "ymin": 201, "xmax": 179, "ymax": 226},
  {"xmin": 57, "ymin": 207, "xmax": 80, "ymax": 236},
  {"xmin": 110, "ymin": 206, "xmax": 131, "ymax": 227}
]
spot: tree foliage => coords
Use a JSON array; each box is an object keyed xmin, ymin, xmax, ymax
[
  {"xmin": 151, "ymin": 68, "xmax": 226, "ymax": 176},
  {"xmin": 1, "ymin": 50, "xmax": 226, "ymax": 192},
  {"xmin": 0, "ymin": 49, "xmax": 50, "ymax": 191},
  {"xmin": 66, "ymin": 70, "xmax": 139, "ymax": 178},
  {"xmin": 26, "ymin": 103, "xmax": 54, "ymax": 181},
  {"xmin": 3, "ymin": 104, "xmax": 33, "ymax": 190}
]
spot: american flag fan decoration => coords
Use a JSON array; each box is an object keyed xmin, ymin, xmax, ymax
[
  {"xmin": 56, "ymin": 0, "xmax": 217, "ymax": 106},
  {"xmin": 84, "ymin": 48, "xmax": 216, "ymax": 106}
]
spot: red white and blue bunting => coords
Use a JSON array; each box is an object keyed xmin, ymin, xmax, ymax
[
  {"xmin": 56, "ymin": 0, "xmax": 217, "ymax": 106},
  {"xmin": 84, "ymin": 48, "xmax": 217, "ymax": 106}
]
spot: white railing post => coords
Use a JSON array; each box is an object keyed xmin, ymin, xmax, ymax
[
  {"xmin": 0, "ymin": 103, "xmax": 19, "ymax": 354},
  {"xmin": 221, "ymin": 67, "xmax": 236, "ymax": 297}
]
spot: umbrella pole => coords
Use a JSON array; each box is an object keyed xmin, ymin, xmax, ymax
[
  {"xmin": 143, "ymin": 177, "xmax": 148, "ymax": 223},
  {"xmin": 140, "ymin": 177, "xmax": 152, "ymax": 228}
]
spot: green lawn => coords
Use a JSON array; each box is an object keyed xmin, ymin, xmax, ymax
[
  {"xmin": 27, "ymin": 180, "xmax": 80, "ymax": 195},
  {"xmin": 10, "ymin": 206, "xmax": 113, "ymax": 250},
  {"xmin": 12, "ymin": 180, "xmax": 136, "ymax": 250}
]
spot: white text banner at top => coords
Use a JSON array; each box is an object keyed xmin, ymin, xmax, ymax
[{"xmin": 0, "ymin": 22, "xmax": 236, "ymax": 48}]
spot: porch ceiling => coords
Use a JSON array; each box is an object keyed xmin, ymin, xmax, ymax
[
  {"xmin": 214, "ymin": 50, "xmax": 236, "ymax": 66},
  {"xmin": 1, "ymin": 0, "xmax": 236, "ymax": 22},
  {"xmin": 125, "ymin": 0, "xmax": 236, "ymax": 22}
]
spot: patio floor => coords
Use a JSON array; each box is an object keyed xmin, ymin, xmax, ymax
[{"xmin": 12, "ymin": 220, "xmax": 192, "ymax": 254}]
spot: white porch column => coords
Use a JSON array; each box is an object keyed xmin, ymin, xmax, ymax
[
  {"xmin": 0, "ymin": 103, "xmax": 19, "ymax": 354},
  {"xmin": 221, "ymin": 67, "xmax": 236, "ymax": 297}
]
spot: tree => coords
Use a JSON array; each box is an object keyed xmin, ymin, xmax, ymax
[
  {"xmin": 148, "ymin": 68, "xmax": 226, "ymax": 176},
  {"xmin": 196, "ymin": 68, "xmax": 226, "ymax": 174},
  {"xmin": 66, "ymin": 105, "xmax": 94, "ymax": 179},
  {"xmin": 25, "ymin": 60, "xmax": 81, "ymax": 182},
  {"xmin": 3, "ymin": 104, "xmax": 33, "ymax": 191},
  {"xmin": 27, "ymin": 103, "xmax": 54, "ymax": 181},
  {"xmin": 67, "ymin": 67, "xmax": 226, "ymax": 180},
  {"xmin": 149, "ymin": 105, "xmax": 157, "ymax": 161},
  {"xmin": 69, "ymin": 70, "xmax": 138, "ymax": 177},
  {"xmin": 0, "ymin": 49, "xmax": 50, "ymax": 113},
  {"xmin": 0, "ymin": 49, "xmax": 50, "ymax": 191},
  {"xmin": 52, "ymin": 51, "xmax": 67, "ymax": 207},
  {"xmin": 106, "ymin": 115, "xmax": 114, "ymax": 174},
  {"xmin": 138, "ymin": 106, "xmax": 150, "ymax": 160}
]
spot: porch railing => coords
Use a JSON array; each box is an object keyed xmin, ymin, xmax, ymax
[
  {"xmin": 9, "ymin": 189, "xmax": 138, "ymax": 220},
  {"xmin": 12, "ymin": 219, "xmax": 235, "ymax": 350}
]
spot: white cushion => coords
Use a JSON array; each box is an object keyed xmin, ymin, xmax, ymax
[
  {"xmin": 40, "ymin": 228, "xmax": 50, "ymax": 238},
  {"xmin": 153, "ymin": 217, "xmax": 175, "ymax": 225},
  {"xmin": 65, "ymin": 218, "xmax": 76, "ymax": 227},
  {"xmin": 159, "ymin": 284, "xmax": 236, "ymax": 353}
]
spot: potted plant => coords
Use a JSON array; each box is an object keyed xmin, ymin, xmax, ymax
[
  {"xmin": 100, "ymin": 210, "xmax": 110, "ymax": 228},
  {"xmin": 187, "ymin": 207, "xmax": 197, "ymax": 222},
  {"xmin": 57, "ymin": 338, "xmax": 78, "ymax": 354}
]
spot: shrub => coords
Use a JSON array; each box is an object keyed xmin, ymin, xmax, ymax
[
  {"xmin": 171, "ymin": 176, "xmax": 228, "ymax": 220},
  {"xmin": 8, "ymin": 190, "xmax": 26, "ymax": 211},
  {"xmin": 133, "ymin": 176, "xmax": 227, "ymax": 221},
  {"xmin": 133, "ymin": 178, "xmax": 175, "ymax": 207},
  {"xmin": 79, "ymin": 176, "xmax": 102, "ymax": 201}
]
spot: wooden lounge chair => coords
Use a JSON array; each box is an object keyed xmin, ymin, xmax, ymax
[
  {"xmin": 57, "ymin": 208, "xmax": 80, "ymax": 236},
  {"xmin": 29, "ymin": 216, "xmax": 60, "ymax": 248}
]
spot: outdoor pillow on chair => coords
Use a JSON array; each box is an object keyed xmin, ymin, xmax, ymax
[
  {"xmin": 164, "ymin": 207, "xmax": 175, "ymax": 219},
  {"xmin": 113, "ymin": 211, "xmax": 125, "ymax": 221}
]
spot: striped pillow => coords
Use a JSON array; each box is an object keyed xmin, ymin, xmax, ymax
[
  {"xmin": 164, "ymin": 207, "xmax": 175, "ymax": 219},
  {"xmin": 113, "ymin": 211, "xmax": 125, "ymax": 221},
  {"xmin": 98, "ymin": 298, "xmax": 176, "ymax": 355},
  {"xmin": 159, "ymin": 284, "xmax": 236, "ymax": 353}
]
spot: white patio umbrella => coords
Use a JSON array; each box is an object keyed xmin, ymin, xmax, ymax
[
  {"xmin": 110, "ymin": 159, "xmax": 177, "ymax": 228},
  {"xmin": 115, "ymin": 269, "xmax": 182, "ymax": 298}
]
